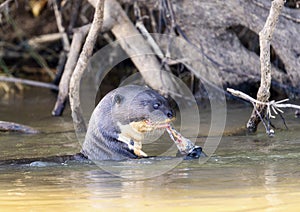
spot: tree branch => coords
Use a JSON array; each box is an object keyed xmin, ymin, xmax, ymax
[
  {"xmin": 227, "ymin": 87, "xmax": 300, "ymax": 135},
  {"xmin": 69, "ymin": 0, "xmax": 104, "ymax": 138},
  {"xmin": 88, "ymin": 0, "xmax": 180, "ymax": 95},
  {"xmin": 52, "ymin": 24, "xmax": 90, "ymax": 116},
  {"xmin": 0, "ymin": 75, "xmax": 58, "ymax": 90},
  {"xmin": 52, "ymin": 0, "xmax": 70, "ymax": 52}
]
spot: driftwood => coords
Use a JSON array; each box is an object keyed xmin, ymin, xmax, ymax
[
  {"xmin": 88, "ymin": 0, "xmax": 180, "ymax": 95},
  {"xmin": 247, "ymin": 0, "xmax": 285, "ymax": 132},
  {"xmin": 0, "ymin": 121, "xmax": 39, "ymax": 134}
]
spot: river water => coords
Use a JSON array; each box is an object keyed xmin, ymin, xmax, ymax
[{"xmin": 0, "ymin": 88, "xmax": 299, "ymax": 211}]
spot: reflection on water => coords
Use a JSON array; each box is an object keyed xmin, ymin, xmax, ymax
[{"xmin": 0, "ymin": 88, "xmax": 300, "ymax": 211}]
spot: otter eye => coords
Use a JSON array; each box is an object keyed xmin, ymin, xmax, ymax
[{"xmin": 153, "ymin": 102, "xmax": 160, "ymax": 109}]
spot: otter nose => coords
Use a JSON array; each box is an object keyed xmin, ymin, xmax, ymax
[{"xmin": 167, "ymin": 111, "xmax": 173, "ymax": 119}]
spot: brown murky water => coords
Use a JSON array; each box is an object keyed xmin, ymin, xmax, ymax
[{"xmin": 0, "ymin": 88, "xmax": 300, "ymax": 211}]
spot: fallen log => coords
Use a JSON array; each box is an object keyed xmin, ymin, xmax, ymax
[{"xmin": 0, "ymin": 121, "xmax": 39, "ymax": 134}]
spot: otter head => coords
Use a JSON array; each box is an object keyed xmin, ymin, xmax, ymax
[
  {"xmin": 111, "ymin": 86, "xmax": 174, "ymax": 145},
  {"xmin": 110, "ymin": 85, "xmax": 174, "ymax": 158}
]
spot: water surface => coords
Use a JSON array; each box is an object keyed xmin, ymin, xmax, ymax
[{"xmin": 0, "ymin": 88, "xmax": 299, "ymax": 211}]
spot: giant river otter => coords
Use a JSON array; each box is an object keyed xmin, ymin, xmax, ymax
[
  {"xmin": 0, "ymin": 85, "xmax": 203, "ymax": 165},
  {"xmin": 82, "ymin": 85, "xmax": 174, "ymax": 161}
]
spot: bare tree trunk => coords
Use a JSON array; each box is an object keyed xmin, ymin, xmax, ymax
[{"xmin": 247, "ymin": 0, "xmax": 285, "ymax": 132}]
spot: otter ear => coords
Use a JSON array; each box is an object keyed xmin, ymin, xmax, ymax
[{"xmin": 113, "ymin": 94, "xmax": 124, "ymax": 105}]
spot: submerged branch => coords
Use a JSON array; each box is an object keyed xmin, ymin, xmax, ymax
[
  {"xmin": 227, "ymin": 88, "xmax": 300, "ymax": 135},
  {"xmin": 0, "ymin": 121, "xmax": 39, "ymax": 134}
]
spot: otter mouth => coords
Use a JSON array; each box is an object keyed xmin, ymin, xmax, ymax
[
  {"xmin": 127, "ymin": 118, "xmax": 173, "ymax": 134},
  {"xmin": 117, "ymin": 119, "xmax": 172, "ymax": 158},
  {"xmin": 144, "ymin": 119, "xmax": 173, "ymax": 130}
]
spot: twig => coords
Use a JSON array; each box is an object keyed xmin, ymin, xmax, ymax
[
  {"xmin": 52, "ymin": 0, "xmax": 70, "ymax": 52},
  {"xmin": 251, "ymin": 101, "xmax": 273, "ymax": 135},
  {"xmin": 278, "ymin": 112, "xmax": 288, "ymax": 130},
  {"xmin": 67, "ymin": 0, "xmax": 82, "ymax": 33},
  {"xmin": 0, "ymin": 0, "xmax": 13, "ymax": 12},
  {"xmin": 166, "ymin": 0, "xmax": 176, "ymax": 31},
  {"xmin": 162, "ymin": 0, "xmax": 175, "ymax": 59},
  {"xmin": 134, "ymin": 2, "xmax": 171, "ymax": 72},
  {"xmin": 28, "ymin": 33, "xmax": 63, "ymax": 48},
  {"xmin": 0, "ymin": 75, "xmax": 58, "ymax": 90},
  {"xmin": 228, "ymin": 88, "xmax": 300, "ymax": 110},
  {"xmin": 247, "ymin": 0, "xmax": 285, "ymax": 132},
  {"xmin": 149, "ymin": 9, "xmax": 158, "ymax": 33},
  {"xmin": 53, "ymin": 51, "xmax": 67, "ymax": 86},
  {"xmin": 69, "ymin": 0, "xmax": 104, "ymax": 135},
  {"xmin": 134, "ymin": 3, "xmax": 164, "ymax": 57}
]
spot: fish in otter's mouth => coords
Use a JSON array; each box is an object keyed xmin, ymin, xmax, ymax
[
  {"xmin": 124, "ymin": 118, "xmax": 204, "ymax": 159},
  {"xmin": 117, "ymin": 118, "xmax": 172, "ymax": 158},
  {"xmin": 130, "ymin": 118, "xmax": 173, "ymax": 133},
  {"xmin": 166, "ymin": 124, "xmax": 206, "ymax": 159}
]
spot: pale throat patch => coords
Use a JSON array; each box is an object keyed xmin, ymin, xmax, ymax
[{"xmin": 117, "ymin": 121, "xmax": 148, "ymax": 157}]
